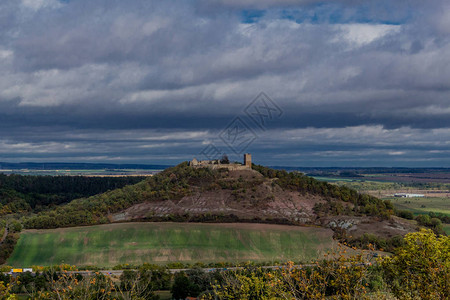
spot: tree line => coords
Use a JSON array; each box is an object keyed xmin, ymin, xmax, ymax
[{"xmin": 0, "ymin": 174, "xmax": 145, "ymax": 215}]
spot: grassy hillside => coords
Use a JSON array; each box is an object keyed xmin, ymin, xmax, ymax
[{"xmin": 8, "ymin": 222, "xmax": 335, "ymax": 267}]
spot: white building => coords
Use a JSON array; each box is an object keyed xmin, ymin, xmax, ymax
[{"xmin": 393, "ymin": 193, "xmax": 425, "ymax": 198}]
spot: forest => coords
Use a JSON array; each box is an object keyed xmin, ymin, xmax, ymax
[{"xmin": 0, "ymin": 174, "xmax": 145, "ymax": 215}]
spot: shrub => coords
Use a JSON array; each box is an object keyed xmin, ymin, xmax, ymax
[
  {"xmin": 381, "ymin": 229, "xmax": 450, "ymax": 299},
  {"xmin": 395, "ymin": 209, "xmax": 414, "ymax": 220},
  {"xmin": 212, "ymin": 245, "xmax": 372, "ymax": 299}
]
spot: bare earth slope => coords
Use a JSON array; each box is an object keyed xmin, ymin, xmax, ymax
[{"xmin": 113, "ymin": 169, "xmax": 321, "ymax": 224}]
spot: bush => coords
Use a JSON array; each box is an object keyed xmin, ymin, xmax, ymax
[
  {"xmin": 212, "ymin": 245, "xmax": 372, "ymax": 299},
  {"xmin": 346, "ymin": 234, "xmax": 404, "ymax": 253},
  {"xmin": 415, "ymin": 215, "xmax": 445, "ymax": 234},
  {"xmin": 0, "ymin": 233, "xmax": 19, "ymax": 264},
  {"xmin": 395, "ymin": 209, "xmax": 414, "ymax": 220},
  {"xmin": 381, "ymin": 229, "xmax": 450, "ymax": 299}
]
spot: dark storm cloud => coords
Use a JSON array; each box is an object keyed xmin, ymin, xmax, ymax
[{"xmin": 0, "ymin": 0, "xmax": 449, "ymax": 166}]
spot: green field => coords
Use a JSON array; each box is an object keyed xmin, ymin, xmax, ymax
[
  {"xmin": 387, "ymin": 197, "xmax": 450, "ymax": 216},
  {"xmin": 312, "ymin": 176, "xmax": 361, "ymax": 183},
  {"xmin": 8, "ymin": 222, "xmax": 336, "ymax": 267}
]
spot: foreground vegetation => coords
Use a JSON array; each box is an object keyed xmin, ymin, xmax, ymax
[
  {"xmin": 8, "ymin": 223, "xmax": 335, "ymax": 267},
  {"xmin": 0, "ymin": 230, "xmax": 448, "ymax": 299}
]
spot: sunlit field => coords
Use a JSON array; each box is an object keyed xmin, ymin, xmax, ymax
[{"xmin": 9, "ymin": 222, "xmax": 336, "ymax": 267}]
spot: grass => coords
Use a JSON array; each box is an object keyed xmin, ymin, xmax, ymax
[
  {"xmin": 318, "ymin": 176, "xmax": 450, "ymax": 234},
  {"xmin": 8, "ymin": 222, "xmax": 336, "ymax": 268},
  {"xmin": 317, "ymin": 175, "xmax": 450, "ymax": 192},
  {"xmin": 155, "ymin": 291, "xmax": 172, "ymax": 300},
  {"xmin": 316, "ymin": 175, "xmax": 449, "ymax": 216},
  {"xmin": 386, "ymin": 197, "xmax": 450, "ymax": 216},
  {"xmin": 312, "ymin": 176, "xmax": 360, "ymax": 183},
  {"xmin": 444, "ymin": 224, "xmax": 450, "ymax": 235}
]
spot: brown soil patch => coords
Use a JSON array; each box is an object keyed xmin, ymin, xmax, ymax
[{"xmin": 112, "ymin": 175, "xmax": 323, "ymax": 224}]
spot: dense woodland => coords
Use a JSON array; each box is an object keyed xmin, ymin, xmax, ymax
[{"xmin": 0, "ymin": 174, "xmax": 145, "ymax": 215}]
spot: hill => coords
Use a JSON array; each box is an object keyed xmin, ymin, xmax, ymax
[{"xmin": 21, "ymin": 162, "xmax": 416, "ymax": 245}]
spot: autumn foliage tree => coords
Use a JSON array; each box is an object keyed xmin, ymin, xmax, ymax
[
  {"xmin": 381, "ymin": 229, "xmax": 450, "ymax": 300},
  {"xmin": 211, "ymin": 245, "xmax": 372, "ymax": 300}
]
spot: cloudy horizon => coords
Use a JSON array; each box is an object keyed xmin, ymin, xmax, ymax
[{"xmin": 1, "ymin": 0, "xmax": 449, "ymax": 167}]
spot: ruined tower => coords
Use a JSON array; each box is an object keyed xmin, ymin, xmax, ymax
[{"xmin": 244, "ymin": 153, "xmax": 252, "ymax": 167}]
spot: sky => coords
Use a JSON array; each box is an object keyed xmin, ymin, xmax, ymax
[{"xmin": 0, "ymin": 0, "xmax": 449, "ymax": 167}]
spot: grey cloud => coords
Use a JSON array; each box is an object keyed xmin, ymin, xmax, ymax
[
  {"xmin": 0, "ymin": 0, "xmax": 449, "ymax": 166},
  {"xmin": 1, "ymin": 125, "xmax": 449, "ymax": 167}
]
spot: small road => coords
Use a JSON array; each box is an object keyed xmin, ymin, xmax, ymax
[
  {"xmin": 4, "ymin": 261, "xmax": 376, "ymax": 277},
  {"xmin": 5, "ymin": 253, "xmax": 379, "ymax": 276},
  {"xmin": 4, "ymin": 266, "xmax": 310, "ymax": 277},
  {"xmin": 63, "ymin": 264, "xmax": 319, "ymax": 277}
]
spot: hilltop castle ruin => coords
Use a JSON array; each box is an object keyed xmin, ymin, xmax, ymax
[{"xmin": 189, "ymin": 153, "xmax": 252, "ymax": 170}]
